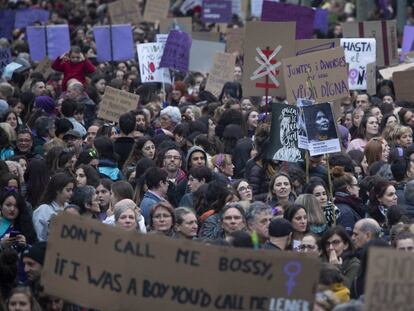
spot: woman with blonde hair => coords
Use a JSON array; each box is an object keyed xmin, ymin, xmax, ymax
[
  {"xmin": 394, "ymin": 125, "xmax": 413, "ymax": 149},
  {"xmin": 6, "ymin": 287, "xmax": 42, "ymax": 311},
  {"xmin": 295, "ymin": 194, "xmax": 327, "ymax": 235},
  {"xmin": 211, "ymin": 153, "xmax": 234, "ymax": 181}
]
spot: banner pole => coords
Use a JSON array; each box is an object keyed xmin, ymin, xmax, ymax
[{"xmin": 44, "ymin": 25, "xmax": 48, "ymax": 58}]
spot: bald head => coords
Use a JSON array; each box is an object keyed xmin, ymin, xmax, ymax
[{"xmin": 352, "ymin": 218, "xmax": 381, "ymax": 249}]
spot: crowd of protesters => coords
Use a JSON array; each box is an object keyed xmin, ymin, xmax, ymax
[{"xmin": 1, "ymin": 0, "xmax": 414, "ymax": 311}]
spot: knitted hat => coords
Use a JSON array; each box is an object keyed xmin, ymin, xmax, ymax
[
  {"xmin": 22, "ymin": 241, "xmax": 47, "ymax": 265},
  {"xmin": 34, "ymin": 96, "xmax": 57, "ymax": 115},
  {"xmin": 268, "ymin": 218, "xmax": 293, "ymax": 237}
]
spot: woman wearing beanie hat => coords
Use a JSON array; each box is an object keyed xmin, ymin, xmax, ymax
[{"xmin": 34, "ymin": 96, "xmax": 58, "ymax": 117}]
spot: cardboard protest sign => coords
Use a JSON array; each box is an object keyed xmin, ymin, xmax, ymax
[
  {"xmin": 205, "ymin": 52, "xmax": 237, "ymax": 97},
  {"xmin": 267, "ymin": 103, "xmax": 302, "ymax": 162},
  {"xmin": 192, "ymin": 32, "xmax": 220, "ymax": 42},
  {"xmin": 243, "ymin": 21, "xmax": 296, "ymax": 97},
  {"xmin": 137, "ymin": 43, "xmax": 171, "ymax": 84},
  {"xmin": 26, "ymin": 25, "xmax": 71, "ymax": 61},
  {"xmin": 93, "ymin": 24, "xmax": 134, "ymax": 62},
  {"xmin": 261, "ymin": 1, "xmax": 315, "ymax": 40},
  {"xmin": 33, "ymin": 57, "xmax": 54, "ymax": 80},
  {"xmin": 14, "ymin": 8, "xmax": 49, "ymax": 28},
  {"xmin": 379, "ymin": 62, "xmax": 414, "ymax": 80},
  {"xmin": 201, "ymin": 0, "xmax": 232, "ymax": 23},
  {"xmin": 143, "ymin": 0, "xmax": 170, "ymax": 22},
  {"xmin": 401, "ymin": 25, "xmax": 414, "ymax": 61},
  {"xmin": 302, "ymin": 102, "xmax": 341, "ymax": 156},
  {"xmin": 0, "ymin": 10, "xmax": 15, "ymax": 40},
  {"xmin": 160, "ymin": 30, "xmax": 192, "ymax": 72},
  {"xmin": 98, "ymin": 86, "xmax": 140, "ymax": 122},
  {"xmin": 364, "ymin": 247, "xmax": 414, "ymax": 311},
  {"xmin": 226, "ymin": 28, "xmax": 244, "ymax": 55},
  {"xmin": 366, "ymin": 62, "xmax": 376, "ymax": 95},
  {"xmin": 159, "ymin": 17, "xmax": 192, "ymax": 33},
  {"xmin": 342, "ymin": 20, "xmax": 398, "ymax": 67},
  {"xmin": 42, "ymin": 213, "xmax": 320, "ymax": 311},
  {"xmin": 108, "ymin": 0, "xmax": 141, "ymax": 25},
  {"xmin": 189, "ymin": 40, "xmax": 226, "ymax": 73},
  {"xmin": 314, "ymin": 8, "xmax": 328, "ymax": 35},
  {"xmin": 296, "ymin": 39, "xmax": 340, "ymax": 56},
  {"xmin": 340, "ymin": 38, "xmax": 376, "ymax": 90},
  {"xmin": 282, "ymin": 47, "xmax": 349, "ymax": 104},
  {"xmin": 393, "ymin": 70, "xmax": 414, "ymax": 102},
  {"xmin": 0, "ymin": 48, "xmax": 12, "ymax": 78}
]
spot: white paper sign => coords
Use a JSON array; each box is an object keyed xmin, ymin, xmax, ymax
[
  {"xmin": 156, "ymin": 34, "xmax": 169, "ymax": 44},
  {"xmin": 340, "ymin": 38, "xmax": 376, "ymax": 90},
  {"xmin": 137, "ymin": 43, "xmax": 171, "ymax": 84},
  {"xmin": 189, "ymin": 40, "xmax": 226, "ymax": 73}
]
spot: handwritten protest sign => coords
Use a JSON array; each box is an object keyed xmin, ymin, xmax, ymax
[
  {"xmin": 296, "ymin": 39, "xmax": 340, "ymax": 56},
  {"xmin": 282, "ymin": 47, "xmax": 349, "ymax": 104},
  {"xmin": 160, "ymin": 30, "xmax": 192, "ymax": 72},
  {"xmin": 137, "ymin": 43, "xmax": 171, "ymax": 84},
  {"xmin": 33, "ymin": 57, "xmax": 54, "ymax": 79},
  {"xmin": 226, "ymin": 28, "xmax": 244, "ymax": 55},
  {"xmin": 340, "ymin": 38, "xmax": 376, "ymax": 90},
  {"xmin": 364, "ymin": 247, "xmax": 414, "ymax": 311},
  {"xmin": 26, "ymin": 25, "xmax": 70, "ymax": 61},
  {"xmin": 159, "ymin": 17, "xmax": 192, "ymax": 33},
  {"xmin": 42, "ymin": 213, "xmax": 320, "ymax": 311},
  {"xmin": 0, "ymin": 48, "xmax": 12, "ymax": 77},
  {"xmin": 201, "ymin": 0, "xmax": 232, "ymax": 23},
  {"xmin": 261, "ymin": 1, "xmax": 315, "ymax": 40},
  {"xmin": 14, "ymin": 8, "xmax": 49, "ymax": 28},
  {"xmin": 393, "ymin": 70, "xmax": 414, "ymax": 102},
  {"xmin": 143, "ymin": 0, "xmax": 170, "ymax": 22},
  {"xmin": 243, "ymin": 21, "xmax": 296, "ymax": 97},
  {"xmin": 205, "ymin": 52, "xmax": 236, "ymax": 97},
  {"xmin": 93, "ymin": 24, "xmax": 134, "ymax": 62},
  {"xmin": 267, "ymin": 103, "xmax": 302, "ymax": 162},
  {"xmin": 342, "ymin": 20, "xmax": 398, "ymax": 67},
  {"xmin": 189, "ymin": 40, "xmax": 226, "ymax": 73},
  {"xmin": 97, "ymin": 87, "xmax": 140, "ymax": 122},
  {"xmin": 108, "ymin": 0, "xmax": 141, "ymax": 25},
  {"xmin": 302, "ymin": 102, "xmax": 341, "ymax": 156}
]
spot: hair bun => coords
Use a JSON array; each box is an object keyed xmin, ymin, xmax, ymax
[{"xmin": 331, "ymin": 166, "xmax": 345, "ymax": 178}]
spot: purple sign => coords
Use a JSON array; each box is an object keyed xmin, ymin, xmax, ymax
[
  {"xmin": 0, "ymin": 10, "xmax": 15, "ymax": 40},
  {"xmin": 93, "ymin": 25, "xmax": 134, "ymax": 62},
  {"xmin": 160, "ymin": 30, "xmax": 192, "ymax": 72},
  {"xmin": 314, "ymin": 9, "xmax": 328, "ymax": 35},
  {"xmin": 15, "ymin": 9, "xmax": 49, "ymax": 29},
  {"xmin": 201, "ymin": 0, "xmax": 232, "ymax": 23},
  {"xmin": 401, "ymin": 25, "xmax": 414, "ymax": 61},
  {"xmin": 27, "ymin": 25, "xmax": 70, "ymax": 61},
  {"xmin": 261, "ymin": 1, "xmax": 315, "ymax": 40}
]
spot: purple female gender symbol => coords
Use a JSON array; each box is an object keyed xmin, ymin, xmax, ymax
[
  {"xmin": 283, "ymin": 261, "xmax": 302, "ymax": 296},
  {"xmin": 349, "ymin": 69, "xmax": 358, "ymax": 85}
]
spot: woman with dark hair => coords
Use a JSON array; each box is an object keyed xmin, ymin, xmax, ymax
[
  {"xmin": 219, "ymin": 82, "xmax": 242, "ymax": 105},
  {"xmin": 320, "ymin": 226, "xmax": 360, "ymax": 289},
  {"xmin": 267, "ymin": 173, "xmax": 296, "ymax": 208},
  {"xmin": 87, "ymin": 74, "xmax": 107, "ymax": 104},
  {"xmin": 95, "ymin": 178, "xmax": 113, "ymax": 221},
  {"xmin": 331, "ymin": 167, "xmax": 365, "ymax": 235},
  {"xmin": 303, "ymin": 179, "xmax": 338, "ymax": 227},
  {"xmin": 0, "ymin": 190, "xmax": 37, "ymax": 247},
  {"xmin": 245, "ymin": 109, "xmax": 259, "ymax": 138},
  {"xmin": 96, "ymin": 124, "xmax": 119, "ymax": 141},
  {"xmin": 24, "ymin": 159, "xmax": 50, "ymax": 209},
  {"xmin": 32, "ymin": 173, "xmax": 75, "ymax": 241},
  {"xmin": 6, "ymin": 286, "xmax": 42, "ymax": 311},
  {"xmin": 398, "ymin": 108, "xmax": 414, "ymax": 129},
  {"xmin": 305, "ymin": 105, "xmax": 336, "ymax": 142},
  {"xmin": 3, "ymin": 110, "xmax": 19, "ymax": 133},
  {"xmin": 379, "ymin": 113, "xmax": 399, "ymax": 134},
  {"xmin": 75, "ymin": 164, "xmax": 100, "ymax": 187},
  {"xmin": 283, "ymin": 204, "xmax": 308, "ymax": 250},
  {"xmin": 347, "ymin": 114, "xmax": 379, "ymax": 152},
  {"xmin": 94, "ymin": 136, "xmax": 122, "ymax": 181},
  {"xmin": 148, "ymin": 201, "xmax": 175, "ymax": 236},
  {"xmin": 367, "ymin": 180, "xmax": 397, "ymax": 229},
  {"xmin": 232, "ymin": 179, "xmax": 253, "ymax": 202},
  {"xmin": 122, "ymin": 136, "xmax": 155, "ymax": 173}
]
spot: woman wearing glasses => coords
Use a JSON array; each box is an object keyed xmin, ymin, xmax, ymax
[
  {"xmin": 148, "ymin": 202, "xmax": 175, "ymax": 237},
  {"xmin": 320, "ymin": 226, "xmax": 360, "ymax": 289},
  {"xmin": 233, "ymin": 179, "xmax": 253, "ymax": 202}
]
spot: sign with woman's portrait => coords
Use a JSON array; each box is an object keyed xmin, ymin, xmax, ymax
[{"xmin": 302, "ymin": 102, "xmax": 341, "ymax": 156}]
